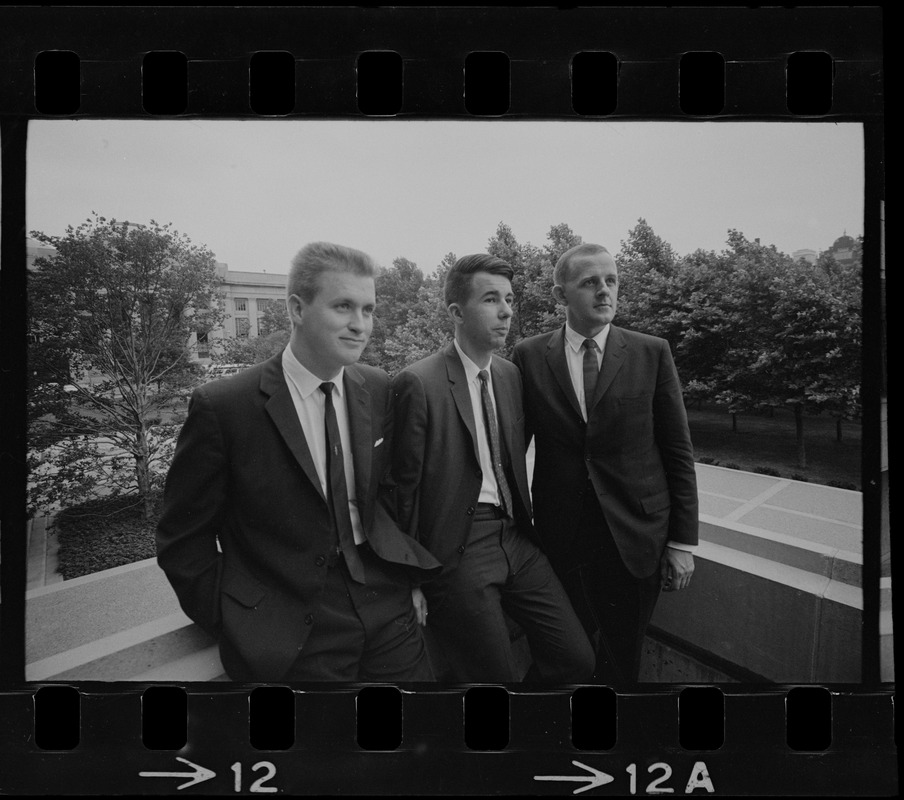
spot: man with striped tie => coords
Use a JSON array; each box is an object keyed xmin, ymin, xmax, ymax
[{"xmin": 157, "ymin": 242, "xmax": 441, "ymax": 681}]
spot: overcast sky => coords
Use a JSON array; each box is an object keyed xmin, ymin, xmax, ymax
[{"xmin": 26, "ymin": 119, "xmax": 863, "ymax": 276}]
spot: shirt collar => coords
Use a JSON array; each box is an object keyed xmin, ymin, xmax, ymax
[
  {"xmin": 282, "ymin": 345, "xmax": 345, "ymax": 399},
  {"xmin": 453, "ymin": 339, "xmax": 493, "ymax": 385},
  {"xmin": 564, "ymin": 322, "xmax": 610, "ymax": 355}
]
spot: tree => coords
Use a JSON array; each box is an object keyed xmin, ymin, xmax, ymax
[
  {"xmin": 616, "ymin": 218, "xmax": 679, "ymax": 335},
  {"xmin": 213, "ymin": 298, "xmax": 290, "ymax": 367},
  {"xmin": 28, "ymin": 215, "xmax": 225, "ymax": 519},
  {"xmin": 213, "ymin": 329, "xmax": 289, "ymax": 366},
  {"xmin": 486, "ymin": 221, "xmax": 580, "ymax": 349},
  {"xmin": 692, "ymin": 230, "xmax": 861, "ymax": 468},
  {"xmin": 381, "ymin": 253, "xmax": 456, "ymax": 375},
  {"xmin": 364, "ymin": 257, "xmax": 425, "ymax": 369}
]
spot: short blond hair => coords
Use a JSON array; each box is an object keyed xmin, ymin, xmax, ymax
[{"xmin": 288, "ymin": 241, "xmax": 375, "ymax": 302}]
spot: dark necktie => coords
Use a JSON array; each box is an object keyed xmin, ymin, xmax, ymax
[
  {"xmin": 478, "ymin": 370, "xmax": 513, "ymax": 517},
  {"xmin": 320, "ymin": 382, "xmax": 366, "ymax": 583},
  {"xmin": 582, "ymin": 338, "xmax": 600, "ymax": 417}
]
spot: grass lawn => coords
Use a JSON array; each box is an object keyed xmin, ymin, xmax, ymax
[{"xmin": 687, "ymin": 404, "xmax": 861, "ymax": 490}]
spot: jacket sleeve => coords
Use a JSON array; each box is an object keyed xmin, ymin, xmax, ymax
[
  {"xmin": 510, "ymin": 344, "xmax": 534, "ymax": 451},
  {"xmin": 652, "ymin": 340, "xmax": 699, "ymax": 546},
  {"xmin": 389, "ymin": 369, "xmax": 429, "ymax": 540},
  {"xmin": 155, "ymin": 387, "xmax": 227, "ymax": 638}
]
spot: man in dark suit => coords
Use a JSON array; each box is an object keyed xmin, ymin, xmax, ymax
[
  {"xmin": 512, "ymin": 243, "xmax": 698, "ymax": 685},
  {"xmin": 157, "ymin": 241, "xmax": 441, "ymax": 682},
  {"xmin": 391, "ymin": 254, "xmax": 594, "ymax": 683}
]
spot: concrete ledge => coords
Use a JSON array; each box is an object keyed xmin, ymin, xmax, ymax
[
  {"xmin": 22, "ymin": 465, "xmax": 875, "ymax": 684},
  {"xmin": 26, "ymin": 558, "xmax": 225, "ymax": 682},
  {"xmin": 650, "ymin": 540, "xmax": 861, "ymax": 682}
]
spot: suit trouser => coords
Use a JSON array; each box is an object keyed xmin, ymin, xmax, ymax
[
  {"xmin": 557, "ymin": 490, "xmax": 662, "ymax": 685},
  {"xmin": 283, "ymin": 542, "xmax": 434, "ymax": 682},
  {"xmin": 425, "ymin": 506, "xmax": 595, "ymax": 684}
]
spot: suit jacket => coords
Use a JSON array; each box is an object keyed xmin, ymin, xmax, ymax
[
  {"xmin": 512, "ymin": 325, "xmax": 698, "ymax": 579},
  {"xmin": 391, "ymin": 343, "xmax": 536, "ymax": 574},
  {"xmin": 156, "ymin": 353, "xmax": 441, "ymax": 681}
]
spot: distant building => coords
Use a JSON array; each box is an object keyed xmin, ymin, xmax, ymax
[
  {"xmin": 826, "ymin": 233, "xmax": 857, "ymax": 266},
  {"xmin": 792, "ymin": 248, "xmax": 818, "ymax": 265},
  {"xmin": 200, "ymin": 263, "xmax": 287, "ymax": 360},
  {"xmin": 25, "ymin": 237, "xmax": 288, "ymax": 364},
  {"xmin": 791, "ymin": 233, "xmax": 859, "ymax": 269}
]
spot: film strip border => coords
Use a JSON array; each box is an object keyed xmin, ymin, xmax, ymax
[
  {"xmin": 0, "ymin": 685, "xmax": 897, "ymax": 795},
  {"xmin": 0, "ymin": 6, "xmax": 884, "ymax": 119},
  {"xmin": 0, "ymin": 5, "xmax": 891, "ymax": 797}
]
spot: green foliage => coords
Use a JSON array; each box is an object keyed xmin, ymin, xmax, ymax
[
  {"xmin": 363, "ymin": 257, "xmax": 427, "ymax": 369},
  {"xmin": 27, "ymin": 424, "xmax": 180, "ymax": 517},
  {"xmin": 486, "ymin": 222, "xmax": 577, "ymax": 348},
  {"xmin": 53, "ymin": 492, "xmax": 161, "ymax": 579},
  {"xmin": 379, "ymin": 254, "xmax": 455, "ymax": 374},
  {"xmin": 753, "ymin": 466, "xmax": 782, "ymax": 477},
  {"xmin": 28, "ymin": 215, "xmax": 224, "ymax": 518},
  {"xmin": 214, "ymin": 329, "xmax": 289, "ymax": 366}
]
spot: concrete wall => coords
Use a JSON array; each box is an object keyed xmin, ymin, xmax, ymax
[{"xmin": 648, "ymin": 522, "xmax": 862, "ymax": 683}]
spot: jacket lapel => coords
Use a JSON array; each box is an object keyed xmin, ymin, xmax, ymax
[
  {"xmin": 261, "ymin": 354, "xmax": 326, "ymax": 504},
  {"xmin": 343, "ymin": 366, "xmax": 372, "ymax": 507},
  {"xmin": 590, "ymin": 324, "xmax": 627, "ymax": 411},
  {"xmin": 444, "ymin": 344, "xmax": 480, "ymax": 463},
  {"xmin": 545, "ymin": 326, "xmax": 583, "ymax": 419},
  {"xmin": 490, "ymin": 358, "xmax": 516, "ymax": 461}
]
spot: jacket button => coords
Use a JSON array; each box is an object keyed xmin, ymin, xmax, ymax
[
  {"xmin": 304, "ymin": 614, "xmax": 314, "ymax": 625},
  {"xmin": 457, "ymin": 545, "xmax": 465, "ymax": 554},
  {"xmin": 315, "ymin": 555, "xmax": 326, "ymax": 567},
  {"xmin": 585, "ymin": 455, "xmax": 592, "ymax": 461},
  {"xmin": 467, "ymin": 506, "xmax": 475, "ymax": 515}
]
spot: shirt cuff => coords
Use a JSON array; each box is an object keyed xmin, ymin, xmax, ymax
[{"xmin": 667, "ymin": 541, "xmax": 697, "ymax": 552}]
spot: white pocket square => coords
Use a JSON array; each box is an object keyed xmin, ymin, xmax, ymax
[{"xmin": 374, "ymin": 438, "xmax": 384, "ymax": 448}]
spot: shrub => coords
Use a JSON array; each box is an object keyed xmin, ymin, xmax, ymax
[
  {"xmin": 723, "ymin": 462, "xmax": 741, "ymax": 470},
  {"xmin": 53, "ymin": 492, "xmax": 162, "ymax": 579},
  {"xmin": 790, "ymin": 474, "xmax": 810, "ymax": 483},
  {"xmin": 827, "ymin": 479, "xmax": 859, "ymax": 491},
  {"xmin": 753, "ymin": 466, "xmax": 782, "ymax": 477},
  {"xmin": 697, "ymin": 456, "xmax": 716, "ymax": 465}
]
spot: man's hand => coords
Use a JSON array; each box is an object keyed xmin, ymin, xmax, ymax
[
  {"xmin": 411, "ymin": 586, "xmax": 428, "ymax": 626},
  {"xmin": 660, "ymin": 548, "xmax": 694, "ymax": 592}
]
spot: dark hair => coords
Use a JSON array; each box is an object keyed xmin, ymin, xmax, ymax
[
  {"xmin": 288, "ymin": 241, "xmax": 375, "ymax": 303},
  {"xmin": 443, "ymin": 253, "xmax": 514, "ymax": 307},
  {"xmin": 553, "ymin": 243, "xmax": 611, "ymax": 286}
]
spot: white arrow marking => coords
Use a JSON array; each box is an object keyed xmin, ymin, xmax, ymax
[
  {"xmin": 534, "ymin": 760, "xmax": 615, "ymax": 794},
  {"xmin": 140, "ymin": 757, "xmax": 216, "ymax": 790}
]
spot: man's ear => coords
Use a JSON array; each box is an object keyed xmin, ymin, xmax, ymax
[
  {"xmin": 552, "ymin": 284, "xmax": 567, "ymax": 306},
  {"xmin": 287, "ymin": 294, "xmax": 305, "ymax": 327},
  {"xmin": 447, "ymin": 303, "xmax": 463, "ymax": 325}
]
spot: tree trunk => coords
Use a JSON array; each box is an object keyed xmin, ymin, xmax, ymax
[
  {"xmin": 134, "ymin": 424, "xmax": 154, "ymax": 520},
  {"xmin": 795, "ymin": 404, "xmax": 807, "ymax": 469},
  {"xmin": 836, "ymin": 418, "xmax": 843, "ymax": 442},
  {"xmin": 731, "ymin": 412, "xmax": 738, "ymax": 433}
]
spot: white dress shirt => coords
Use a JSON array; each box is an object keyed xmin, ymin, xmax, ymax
[
  {"xmin": 453, "ymin": 339, "xmax": 504, "ymax": 507},
  {"xmin": 281, "ymin": 346, "xmax": 364, "ymax": 544},
  {"xmin": 562, "ymin": 324, "xmax": 694, "ymax": 554},
  {"xmin": 563, "ymin": 322, "xmax": 609, "ymax": 422}
]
